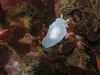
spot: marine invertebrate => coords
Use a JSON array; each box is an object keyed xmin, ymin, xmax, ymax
[{"xmin": 42, "ymin": 14, "xmax": 69, "ymax": 50}]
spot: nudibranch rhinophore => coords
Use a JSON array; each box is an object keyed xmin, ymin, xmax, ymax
[{"xmin": 42, "ymin": 14, "xmax": 69, "ymax": 50}]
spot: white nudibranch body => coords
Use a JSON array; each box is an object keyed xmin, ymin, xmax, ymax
[{"xmin": 42, "ymin": 14, "xmax": 69, "ymax": 50}]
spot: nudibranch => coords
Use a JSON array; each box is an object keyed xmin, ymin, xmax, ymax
[{"xmin": 42, "ymin": 14, "xmax": 69, "ymax": 50}]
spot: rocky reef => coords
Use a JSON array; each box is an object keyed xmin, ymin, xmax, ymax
[{"xmin": 0, "ymin": 0, "xmax": 100, "ymax": 75}]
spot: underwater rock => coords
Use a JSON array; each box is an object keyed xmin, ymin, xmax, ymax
[
  {"xmin": 67, "ymin": 23, "xmax": 75, "ymax": 32},
  {"xmin": 86, "ymin": 70, "xmax": 100, "ymax": 75},
  {"xmin": 86, "ymin": 27, "xmax": 100, "ymax": 41},
  {"xmin": 0, "ymin": 44, "xmax": 12, "ymax": 68},
  {"xmin": 32, "ymin": 39, "xmax": 39, "ymax": 47},
  {"xmin": 0, "ymin": 25, "xmax": 27, "ymax": 40},
  {"xmin": 11, "ymin": 25, "xmax": 27, "ymax": 40},
  {"xmin": 0, "ymin": 30, "xmax": 11, "ymax": 40},
  {"xmin": 5, "ymin": 56, "xmax": 23, "ymax": 75},
  {"xmin": 78, "ymin": 0, "xmax": 90, "ymax": 7},
  {"xmin": 88, "ymin": 38, "xmax": 100, "ymax": 50},
  {"xmin": 0, "ymin": 0, "xmax": 34, "ymax": 11},
  {"xmin": 30, "ymin": 21, "xmax": 43, "ymax": 37},
  {"xmin": 33, "ymin": 0, "xmax": 56, "ymax": 26},
  {"xmin": 0, "ymin": 68, "xmax": 8, "ymax": 75},
  {"xmin": 69, "ymin": 66, "xmax": 87, "ymax": 75},
  {"xmin": 84, "ymin": 27, "xmax": 100, "ymax": 50},
  {"xmin": 61, "ymin": 42, "xmax": 75, "ymax": 54},
  {"xmin": 8, "ymin": 41, "xmax": 31, "ymax": 58},
  {"xmin": 0, "ymin": 8, "xmax": 6, "ymax": 23}
]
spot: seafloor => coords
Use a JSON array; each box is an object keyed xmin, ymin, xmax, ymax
[{"xmin": 0, "ymin": 0, "xmax": 100, "ymax": 75}]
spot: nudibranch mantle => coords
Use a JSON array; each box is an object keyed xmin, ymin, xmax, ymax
[{"xmin": 42, "ymin": 14, "xmax": 69, "ymax": 50}]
